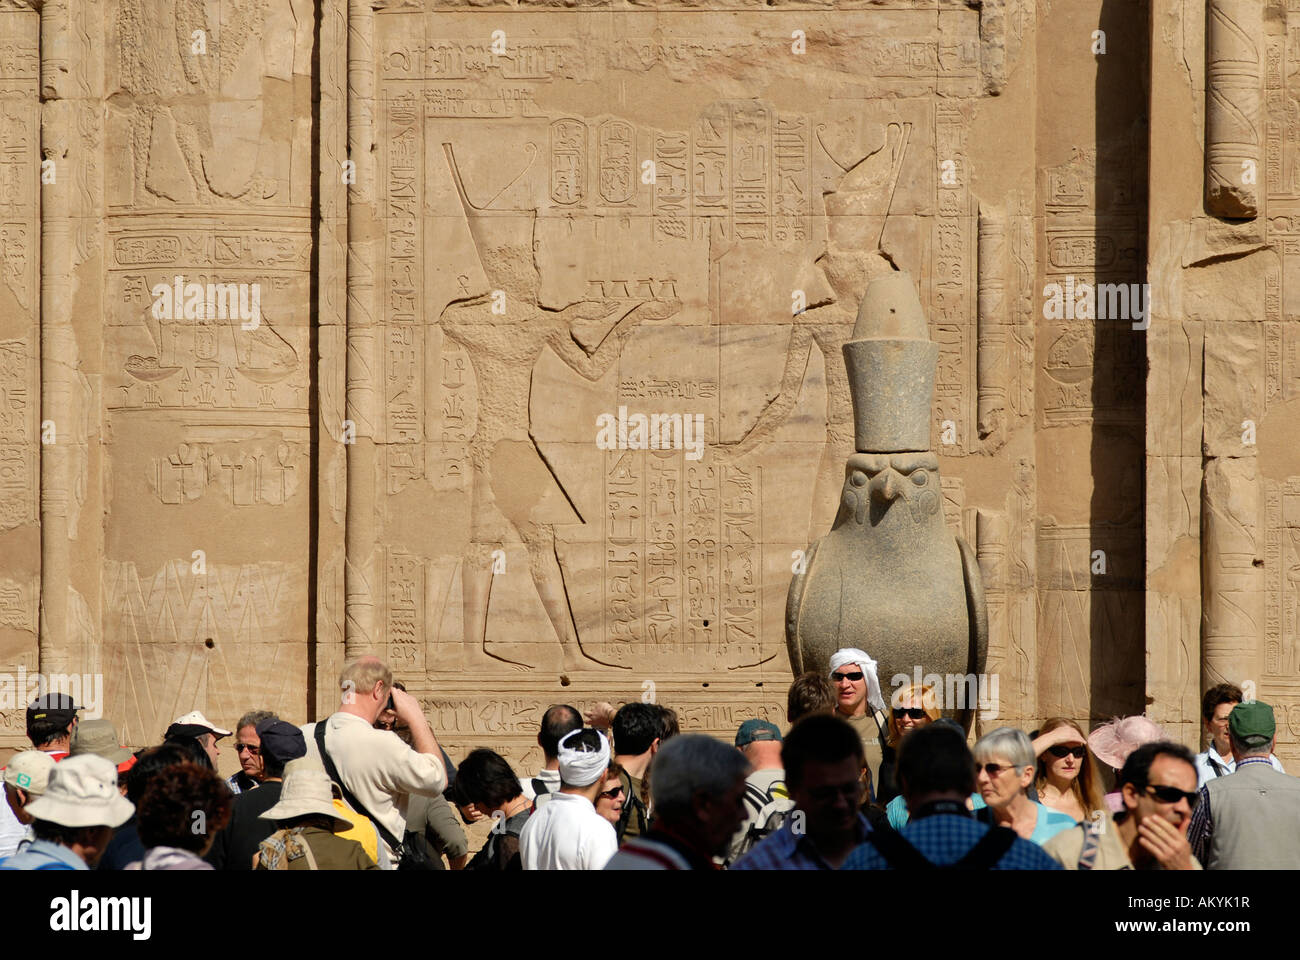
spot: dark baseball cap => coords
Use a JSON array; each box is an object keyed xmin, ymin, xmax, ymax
[
  {"xmin": 26, "ymin": 693, "xmax": 79, "ymax": 729},
  {"xmin": 735, "ymin": 718, "xmax": 782, "ymax": 747},
  {"xmin": 255, "ymin": 719, "xmax": 307, "ymax": 765},
  {"xmin": 1229, "ymin": 700, "xmax": 1275, "ymax": 747}
]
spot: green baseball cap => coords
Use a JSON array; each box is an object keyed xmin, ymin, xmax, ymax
[
  {"xmin": 1229, "ymin": 700, "xmax": 1275, "ymax": 747},
  {"xmin": 735, "ymin": 718, "xmax": 782, "ymax": 747}
]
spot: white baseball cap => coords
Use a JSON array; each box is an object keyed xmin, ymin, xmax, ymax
[
  {"xmin": 3, "ymin": 750, "xmax": 56, "ymax": 796},
  {"xmin": 166, "ymin": 710, "xmax": 232, "ymax": 738}
]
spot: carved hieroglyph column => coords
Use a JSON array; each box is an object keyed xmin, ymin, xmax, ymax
[
  {"xmin": 1202, "ymin": 458, "xmax": 1263, "ymax": 692},
  {"xmin": 344, "ymin": 0, "xmax": 381, "ymax": 659},
  {"xmin": 39, "ymin": 0, "xmax": 99, "ymax": 677},
  {"xmin": 1206, "ymin": 0, "xmax": 1262, "ymax": 219},
  {"xmin": 977, "ymin": 204, "xmax": 1007, "ymax": 443}
]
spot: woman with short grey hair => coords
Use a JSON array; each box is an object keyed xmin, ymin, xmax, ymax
[{"xmin": 973, "ymin": 727, "xmax": 1076, "ymax": 846}]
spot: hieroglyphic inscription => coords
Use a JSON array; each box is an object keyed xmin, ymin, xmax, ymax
[
  {"xmin": 599, "ymin": 120, "xmax": 635, "ymax": 205},
  {"xmin": 933, "ymin": 104, "xmax": 974, "ymax": 454},
  {"xmin": 386, "ymin": 550, "xmax": 425, "ymax": 673},
  {"xmin": 0, "ymin": 339, "xmax": 34, "ymax": 529},
  {"xmin": 602, "ymin": 447, "xmax": 761, "ymax": 670},
  {"xmin": 384, "ymin": 92, "xmax": 423, "ymax": 494},
  {"xmin": 106, "ymin": 226, "xmax": 309, "ymax": 413}
]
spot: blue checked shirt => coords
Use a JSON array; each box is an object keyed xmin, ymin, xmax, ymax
[
  {"xmin": 841, "ymin": 813, "xmax": 1063, "ymax": 870},
  {"xmin": 730, "ymin": 812, "xmax": 872, "ymax": 870}
]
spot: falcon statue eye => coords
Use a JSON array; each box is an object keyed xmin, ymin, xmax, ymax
[
  {"xmin": 912, "ymin": 471, "xmax": 928, "ymax": 485},
  {"xmin": 851, "ymin": 471, "xmax": 867, "ymax": 487}
]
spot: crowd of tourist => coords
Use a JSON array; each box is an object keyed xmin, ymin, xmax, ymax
[{"xmin": 1, "ymin": 648, "xmax": 1296, "ymax": 871}]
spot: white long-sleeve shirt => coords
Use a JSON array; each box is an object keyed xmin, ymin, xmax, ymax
[{"xmin": 519, "ymin": 791, "xmax": 618, "ymax": 870}]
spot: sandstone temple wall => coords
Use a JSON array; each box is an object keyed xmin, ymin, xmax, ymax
[{"xmin": 3, "ymin": 0, "xmax": 1264, "ymax": 776}]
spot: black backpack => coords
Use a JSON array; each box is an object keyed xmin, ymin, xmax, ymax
[{"xmin": 866, "ymin": 823, "xmax": 1018, "ymax": 870}]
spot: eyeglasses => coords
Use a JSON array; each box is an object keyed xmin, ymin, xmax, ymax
[
  {"xmin": 832, "ymin": 671, "xmax": 864, "ymax": 682},
  {"xmin": 600, "ymin": 784, "xmax": 625, "ymax": 800},
  {"xmin": 234, "ymin": 743, "xmax": 260, "ymax": 755},
  {"xmin": 1143, "ymin": 784, "xmax": 1199, "ymax": 808},
  {"xmin": 893, "ymin": 707, "xmax": 927, "ymax": 720},
  {"xmin": 1047, "ymin": 745, "xmax": 1086, "ymax": 759},
  {"xmin": 976, "ymin": 762, "xmax": 1018, "ymax": 777}
]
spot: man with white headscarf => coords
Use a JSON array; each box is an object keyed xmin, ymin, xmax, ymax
[
  {"xmin": 829, "ymin": 647, "xmax": 888, "ymax": 798},
  {"xmin": 519, "ymin": 728, "xmax": 618, "ymax": 870}
]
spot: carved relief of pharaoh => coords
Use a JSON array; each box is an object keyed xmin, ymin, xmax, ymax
[{"xmin": 786, "ymin": 271, "xmax": 988, "ymax": 723}]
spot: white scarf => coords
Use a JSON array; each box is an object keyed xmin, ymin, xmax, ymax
[
  {"xmin": 557, "ymin": 730, "xmax": 610, "ymax": 787},
  {"xmin": 829, "ymin": 648, "xmax": 886, "ymax": 713}
]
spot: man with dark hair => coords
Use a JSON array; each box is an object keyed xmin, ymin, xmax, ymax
[
  {"xmin": 228, "ymin": 709, "xmax": 278, "ymax": 794},
  {"xmin": 733, "ymin": 714, "xmax": 870, "ymax": 870},
  {"xmin": 1194, "ymin": 683, "xmax": 1284, "ymax": 787},
  {"xmin": 1187, "ymin": 701, "xmax": 1300, "ymax": 869},
  {"xmin": 845, "ymin": 724, "xmax": 1060, "ymax": 870},
  {"xmin": 786, "ymin": 672, "xmax": 836, "ymax": 726},
  {"xmin": 607, "ymin": 735, "xmax": 749, "ymax": 870},
  {"xmin": 610, "ymin": 702, "xmax": 662, "ymax": 840},
  {"xmin": 1045, "ymin": 740, "xmax": 1199, "ymax": 870},
  {"xmin": 0, "ymin": 755, "xmax": 133, "ymax": 870},
  {"xmin": 26, "ymin": 693, "xmax": 79, "ymax": 759},
  {"xmin": 520, "ymin": 728, "xmax": 618, "ymax": 870},
  {"xmin": 450, "ymin": 748, "xmax": 532, "ymax": 870},
  {"xmin": 520, "ymin": 704, "xmax": 582, "ymax": 808},
  {"xmin": 206, "ymin": 719, "xmax": 307, "ymax": 869}
]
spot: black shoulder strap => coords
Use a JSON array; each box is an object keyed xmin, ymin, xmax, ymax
[
  {"xmin": 952, "ymin": 826, "xmax": 1017, "ymax": 870},
  {"xmin": 866, "ymin": 827, "xmax": 935, "ymax": 870},
  {"xmin": 1207, "ymin": 755, "xmax": 1228, "ymax": 779},
  {"xmin": 531, "ymin": 777, "xmax": 549, "ymax": 797},
  {"xmin": 616, "ymin": 769, "xmax": 648, "ymax": 837},
  {"xmin": 743, "ymin": 781, "xmax": 771, "ymax": 812},
  {"xmin": 313, "ymin": 721, "xmax": 402, "ymax": 853}
]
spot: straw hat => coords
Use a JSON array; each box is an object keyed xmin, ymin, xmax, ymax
[
  {"xmin": 3, "ymin": 750, "xmax": 56, "ymax": 796},
  {"xmin": 24, "ymin": 754, "xmax": 134, "ymax": 828},
  {"xmin": 259, "ymin": 757, "xmax": 351, "ymax": 831},
  {"xmin": 1087, "ymin": 715, "xmax": 1166, "ymax": 770}
]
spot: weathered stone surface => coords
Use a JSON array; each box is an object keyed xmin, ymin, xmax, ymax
[{"xmin": 1, "ymin": 0, "xmax": 1245, "ymax": 775}]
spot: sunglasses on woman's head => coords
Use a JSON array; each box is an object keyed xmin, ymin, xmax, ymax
[
  {"xmin": 1047, "ymin": 745, "xmax": 1086, "ymax": 759},
  {"xmin": 892, "ymin": 707, "xmax": 927, "ymax": 720},
  {"xmin": 831, "ymin": 671, "xmax": 864, "ymax": 682}
]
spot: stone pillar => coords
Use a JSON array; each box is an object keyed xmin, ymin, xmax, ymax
[
  {"xmin": 1201, "ymin": 457, "xmax": 1263, "ymax": 693},
  {"xmin": 344, "ymin": 0, "xmax": 380, "ymax": 660},
  {"xmin": 1205, "ymin": 0, "xmax": 1262, "ymax": 219}
]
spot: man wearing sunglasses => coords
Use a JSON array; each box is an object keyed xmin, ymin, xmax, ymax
[
  {"xmin": 1187, "ymin": 700, "xmax": 1300, "ymax": 870},
  {"xmin": 827, "ymin": 648, "xmax": 889, "ymax": 798},
  {"xmin": 1043, "ymin": 740, "xmax": 1200, "ymax": 870},
  {"xmin": 227, "ymin": 710, "xmax": 277, "ymax": 794}
]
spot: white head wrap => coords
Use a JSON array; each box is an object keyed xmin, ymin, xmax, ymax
[
  {"xmin": 829, "ymin": 648, "xmax": 886, "ymax": 713},
  {"xmin": 557, "ymin": 729, "xmax": 611, "ymax": 788}
]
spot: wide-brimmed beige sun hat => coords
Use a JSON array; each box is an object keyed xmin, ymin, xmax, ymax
[
  {"xmin": 259, "ymin": 757, "xmax": 352, "ymax": 832},
  {"xmin": 71, "ymin": 718, "xmax": 134, "ymax": 766},
  {"xmin": 24, "ymin": 754, "xmax": 134, "ymax": 828}
]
